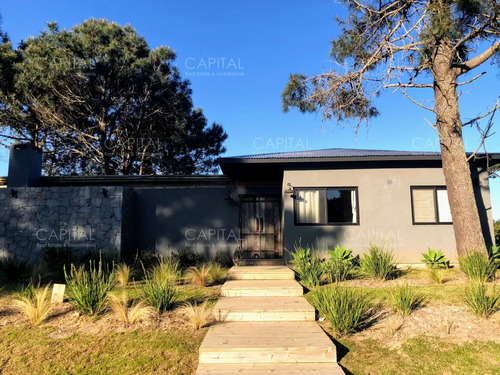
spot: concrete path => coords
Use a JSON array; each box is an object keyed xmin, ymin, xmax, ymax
[{"xmin": 195, "ymin": 265, "xmax": 344, "ymax": 374}]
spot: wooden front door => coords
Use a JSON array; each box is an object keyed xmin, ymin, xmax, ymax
[{"xmin": 239, "ymin": 195, "xmax": 281, "ymax": 259}]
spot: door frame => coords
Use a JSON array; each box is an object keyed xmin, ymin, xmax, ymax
[{"xmin": 238, "ymin": 194, "xmax": 283, "ymax": 258}]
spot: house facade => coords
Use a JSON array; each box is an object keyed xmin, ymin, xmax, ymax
[{"xmin": 0, "ymin": 144, "xmax": 497, "ymax": 264}]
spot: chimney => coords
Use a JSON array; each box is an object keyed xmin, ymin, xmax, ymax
[{"xmin": 7, "ymin": 143, "xmax": 43, "ymax": 187}]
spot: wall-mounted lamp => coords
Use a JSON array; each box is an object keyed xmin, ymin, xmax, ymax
[
  {"xmin": 102, "ymin": 188, "xmax": 108, "ymax": 198},
  {"xmin": 10, "ymin": 189, "xmax": 17, "ymax": 198},
  {"xmin": 285, "ymin": 183, "xmax": 297, "ymax": 199},
  {"xmin": 224, "ymin": 190, "xmax": 235, "ymax": 202},
  {"xmin": 284, "ymin": 183, "xmax": 294, "ymax": 194}
]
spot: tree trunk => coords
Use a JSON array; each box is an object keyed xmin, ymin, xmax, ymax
[{"xmin": 433, "ymin": 43, "xmax": 487, "ymax": 257}]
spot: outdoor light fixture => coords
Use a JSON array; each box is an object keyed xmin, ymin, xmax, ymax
[
  {"xmin": 284, "ymin": 183, "xmax": 294, "ymax": 194},
  {"xmin": 224, "ymin": 190, "xmax": 235, "ymax": 202}
]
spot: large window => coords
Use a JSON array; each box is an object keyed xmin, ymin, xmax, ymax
[
  {"xmin": 295, "ymin": 187, "xmax": 358, "ymax": 225},
  {"xmin": 411, "ymin": 186, "xmax": 452, "ymax": 224}
]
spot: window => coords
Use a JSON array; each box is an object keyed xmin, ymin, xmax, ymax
[
  {"xmin": 295, "ymin": 188, "xmax": 358, "ymax": 225},
  {"xmin": 411, "ymin": 186, "xmax": 452, "ymax": 224}
]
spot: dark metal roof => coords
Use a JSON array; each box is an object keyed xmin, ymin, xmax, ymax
[{"xmin": 219, "ymin": 148, "xmax": 500, "ymax": 163}]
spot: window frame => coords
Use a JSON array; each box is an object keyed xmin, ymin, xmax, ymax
[
  {"xmin": 410, "ymin": 186, "xmax": 452, "ymax": 225},
  {"xmin": 293, "ymin": 186, "xmax": 360, "ymax": 226}
]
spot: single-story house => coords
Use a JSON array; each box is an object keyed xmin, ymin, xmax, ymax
[{"xmin": 0, "ymin": 144, "xmax": 498, "ymax": 264}]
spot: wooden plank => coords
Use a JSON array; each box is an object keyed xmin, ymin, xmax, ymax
[
  {"xmin": 196, "ymin": 363, "xmax": 345, "ymax": 375},
  {"xmin": 221, "ymin": 280, "xmax": 303, "ymax": 297},
  {"xmin": 227, "ymin": 266, "xmax": 294, "ymax": 280},
  {"xmin": 214, "ymin": 296, "xmax": 315, "ymax": 322},
  {"xmin": 199, "ymin": 322, "xmax": 337, "ymax": 364}
]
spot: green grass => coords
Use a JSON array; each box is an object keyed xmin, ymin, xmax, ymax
[
  {"xmin": 338, "ymin": 336, "xmax": 500, "ymax": 375},
  {"xmin": 0, "ymin": 326, "xmax": 204, "ymax": 375}
]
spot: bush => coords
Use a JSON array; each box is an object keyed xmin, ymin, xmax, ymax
[
  {"xmin": 388, "ymin": 282, "xmax": 424, "ymax": 316},
  {"xmin": 421, "ymin": 248, "xmax": 448, "ymax": 269},
  {"xmin": 143, "ymin": 259, "xmax": 178, "ymax": 313},
  {"xmin": 13, "ymin": 285, "xmax": 52, "ymax": 326},
  {"xmin": 41, "ymin": 246, "xmax": 74, "ymax": 281},
  {"xmin": 289, "ymin": 244, "xmax": 326, "ymax": 288},
  {"xmin": 359, "ymin": 244, "xmax": 395, "ymax": 280},
  {"xmin": 171, "ymin": 248, "xmax": 205, "ymax": 270},
  {"xmin": 324, "ymin": 245, "xmax": 356, "ymax": 283},
  {"xmin": 0, "ymin": 255, "xmax": 30, "ymax": 281},
  {"xmin": 464, "ymin": 283, "xmax": 500, "ymax": 317},
  {"xmin": 64, "ymin": 260, "xmax": 116, "ymax": 316},
  {"xmin": 488, "ymin": 245, "xmax": 500, "ymax": 269},
  {"xmin": 309, "ymin": 285, "xmax": 372, "ymax": 337},
  {"xmin": 458, "ymin": 252, "xmax": 496, "ymax": 282},
  {"xmin": 79, "ymin": 249, "xmax": 119, "ymax": 270}
]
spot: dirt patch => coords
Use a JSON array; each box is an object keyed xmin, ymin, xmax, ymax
[{"xmin": 318, "ymin": 305, "xmax": 500, "ymax": 347}]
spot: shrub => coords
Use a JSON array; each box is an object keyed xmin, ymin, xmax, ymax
[
  {"xmin": 208, "ymin": 263, "xmax": 227, "ymax": 285},
  {"xmin": 109, "ymin": 292, "xmax": 153, "ymax": 324},
  {"xmin": 309, "ymin": 285, "xmax": 372, "ymax": 337},
  {"xmin": 116, "ymin": 263, "xmax": 132, "ymax": 286},
  {"xmin": 13, "ymin": 285, "xmax": 52, "ymax": 326},
  {"xmin": 325, "ymin": 245, "xmax": 355, "ymax": 282},
  {"xmin": 388, "ymin": 282, "xmax": 424, "ymax": 316},
  {"xmin": 185, "ymin": 264, "xmax": 212, "ymax": 287},
  {"xmin": 0, "ymin": 255, "xmax": 30, "ymax": 281},
  {"xmin": 79, "ymin": 249, "xmax": 119, "ymax": 270},
  {"xmin": 458, "ymin": 252, "xmax": 496, "ymax": 282},
  {"xmin": 359, "ymin": 244, "xmax": 395, "ymax": 280},
  {"xmin": 488, "ymin": 245, "xmax": 500, "ymax": 269},
  {"xmin": 289, "ymin": 244, "xmax": 326, "ymax": 288},
  {"xmin": 421, "ymin": 248, "xmax": 448, "ymax": 269},
  {"xmin": 143, "ymin": 260, "xmax": 178, "ymax": 313},
  {"xmin": 464, "ymin": 283, "xmax": 500, "ymax": 317},
  {"xmin": 428, "ymin": 267, "xmax": 445, "ymax": 284},
  {"xmin": 41, "ymin": 246, "xmax": 74, "ymax": 281},
  {"xmin": 171, "ymin": 248, "xmax": 205, "ymax": 270},
  {"xmin": 64, "ymin": 260, "xmax": 116, "ymax": 316},
  {"xmin": 180, "ymin": 300, "xmax": 212, "ymax": 329}
]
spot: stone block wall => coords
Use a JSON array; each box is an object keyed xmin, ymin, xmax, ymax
[{"xmin": 0, "ymin": 186, "xmax": 130, "ymax": 263}]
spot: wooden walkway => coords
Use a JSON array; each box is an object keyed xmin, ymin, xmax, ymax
[{"xmin": 195, "ymin": 265, "xmax": 344, "ymax": 374}]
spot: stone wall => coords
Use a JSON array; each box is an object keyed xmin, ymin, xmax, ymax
[{"xmin": 0, "ymin": 186, "xmax": 130, "ymax": 263}]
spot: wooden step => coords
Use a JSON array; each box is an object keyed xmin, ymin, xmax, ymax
[
  {"xmin": 199, "ymin": 322, "xmax": 337, "ymax": 364},
  {"xmin": 214, "ymin": 296, "xmax": 315, "ymax": 322},
  {"xmin": 236, "ymin": 259, "xmax": 285, "ymax": 266},
  {"xmin": 196, "ymin": 363, "xmax": 345, "ymax": 374},
  {"xmin": 221, "ymin": 279, "xmax": 303, "ymax": 297},
  {"xmin": 227, "ymin": 265, "xmax": 295, "ymax": 280}
]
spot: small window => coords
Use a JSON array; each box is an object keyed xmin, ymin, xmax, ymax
[
  {"xmin": 295, "ymin": 187, "xmax": 358, "ymax": 225},
  {"xmin": 411, "ymin": 186, "xmax": 452, "ymax": 224}
]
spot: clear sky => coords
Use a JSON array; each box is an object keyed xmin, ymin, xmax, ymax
[{"xmin": 0, "ymin": 0, "xmax": 499, "ymax": 219}]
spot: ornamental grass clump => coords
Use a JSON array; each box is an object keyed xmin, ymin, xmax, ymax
[
  {"xmin": 143, "ymin": 258, "xmax": 178, "ymax": 313},
  {"xmin": 64, "ymin": 260, "xmax": 116, "ymax": 316},
  {"xmin": 359, "ymin": 244, "xmax": 395, "ymax": 280},
  {"xmin": 310, "ymin": 285, "xmax": 372, "ymax": 337},
  {"xmin": 388, "ymin": 282, "xmax": 424, "ymax": 316},
  {"xmin": 109, "ymin": 292, "xmax": 154, "ymax": 325},
  {"xmin": 180, "ymin": 300, "xmax": 212, "ymax": 330},
  {"xmin": 185, "ymin": 264, "xmax": 212, "ymax": 287},
  {"xmin": 464, "ymin": 283, "xmax": 500, "ymax": 317},
  {"xmin": 116, "ymin": 263, "xmax": 132, "ymax": 286},
  {"xmin": 459, "ymin": 252, "xmax": 496, "ymax": 283},
  {"xmin": 13, "ymin": 285, "xmax": 52, "ymax": 326}
]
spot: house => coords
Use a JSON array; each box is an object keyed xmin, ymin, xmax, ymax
[{"xmin": 0, "ymin": 144, "xmax": 498, "ymax": 264}]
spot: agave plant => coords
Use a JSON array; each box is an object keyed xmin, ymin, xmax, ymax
[
  {"xmin": 329, "ymin": 245, "xmax": 354, "ymax": 262},
  {"xmin": 289, "ymin": 244, "xmax": 326, "ymax": 288},
  {"xmin": 421, "ymin": 248, "xmax": 448, "ymax": 269}
]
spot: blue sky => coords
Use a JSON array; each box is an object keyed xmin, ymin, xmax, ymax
[{"xmin": 0, "ymin": 0, "xmax": 499, "ymax": 219}]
